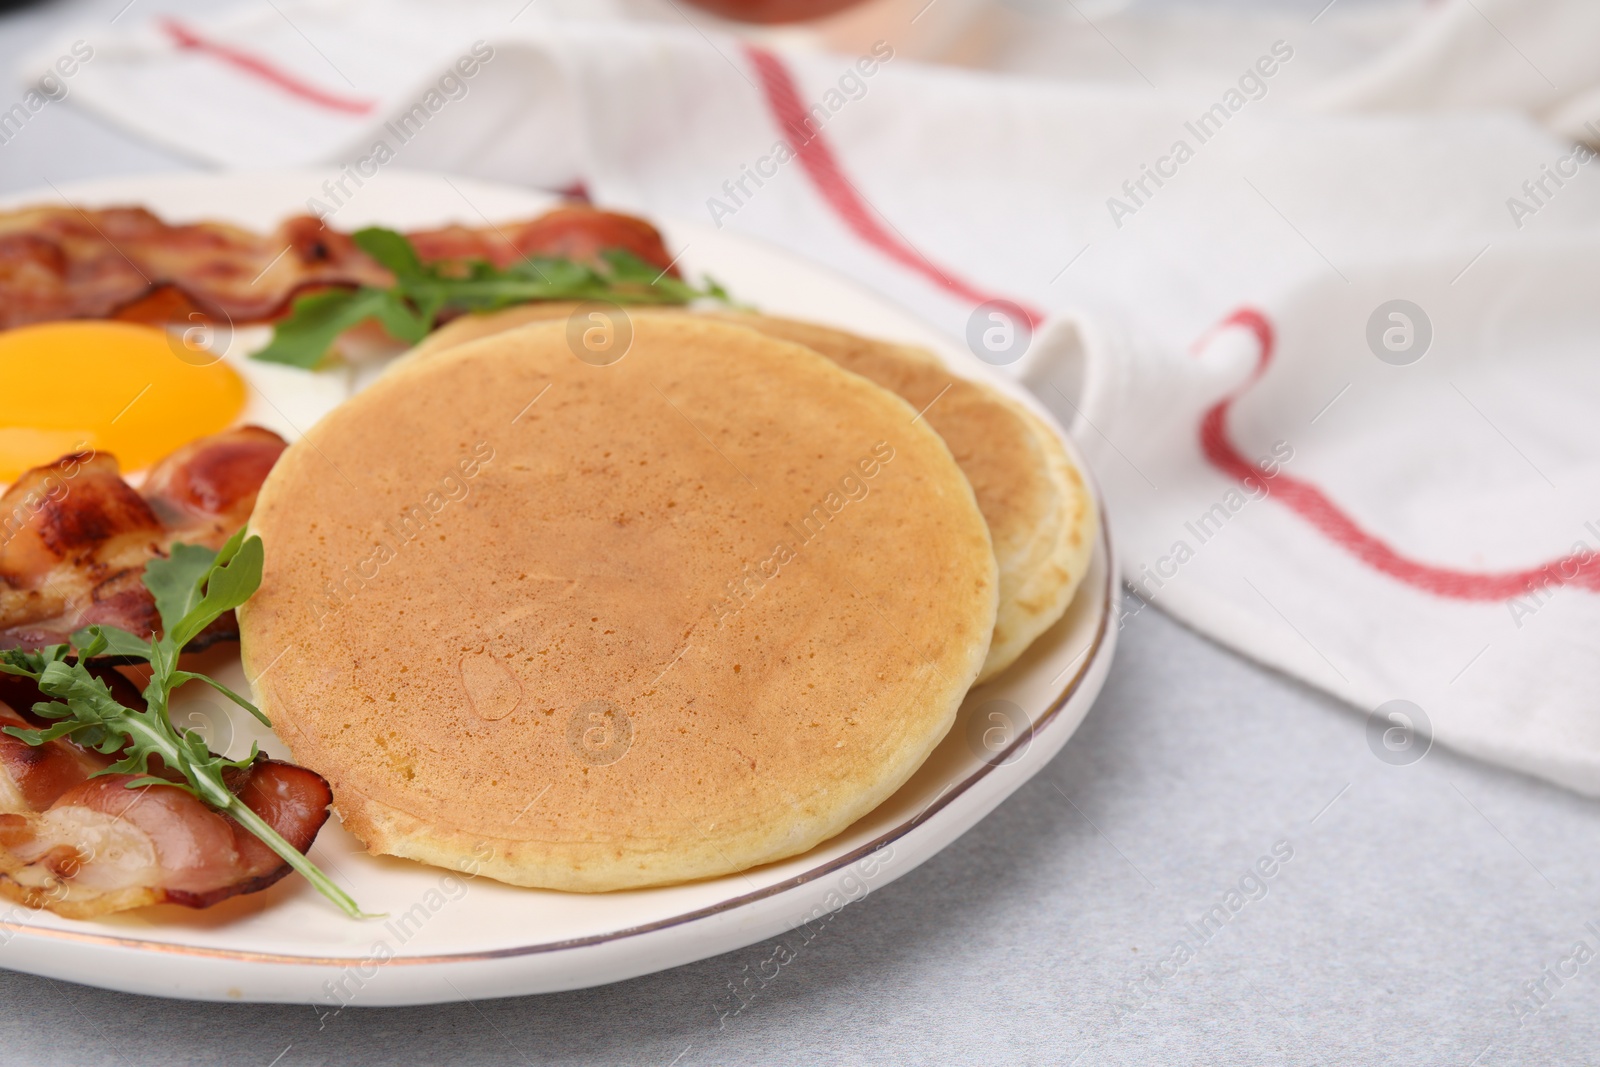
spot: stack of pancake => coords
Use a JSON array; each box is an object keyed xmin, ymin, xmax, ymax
[{"xmin": 239, "ymin": 309, "xmax": 1095, "ymax": 891}]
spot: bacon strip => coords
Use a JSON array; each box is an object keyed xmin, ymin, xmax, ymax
[
  {"xmin": 0, "ymin": 702, "xmax": 104, "ymax": 812},
  {"xmin": 0, "ymin": 427, "xmax": 286, "ymax": 651},
  {"xmin": 407, "ymin": 207, "xmax": 680, "ymax": 272},
  {"xmin": 0, "ymin": 204, "xmax": 678, "ymax": 331},
  {"xmin": 140, "ymin": 424, "xmax": 284, "ymax": 543},
  {"xmin": 0, "ymin": 695, "xmax": 332, "ymax": 918}
]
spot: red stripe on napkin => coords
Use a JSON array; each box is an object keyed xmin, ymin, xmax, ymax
[
  {"xmin": 1199, "ymin": 308, "xmax": 1600, "ymax": 601},
  {"xmin": 743, "ymin": 44, "xmax": 1044, "ymax": 328},
  {"xmin": 160, "ymin": 18, "xmax": 377, "ymax": 116}
]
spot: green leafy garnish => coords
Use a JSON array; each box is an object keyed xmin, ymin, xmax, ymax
[
  {"xmin": 253, "ymin": 228, "xmax": 737, "ymax": 369},
  {"xmin": 0, "ymin": 530, "xmax": 372, "ymax": 920}
]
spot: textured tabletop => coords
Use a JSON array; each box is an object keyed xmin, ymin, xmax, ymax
[{"xmin": 2, "ymin": 2, "xmax": 1597, "ymax": 1064}]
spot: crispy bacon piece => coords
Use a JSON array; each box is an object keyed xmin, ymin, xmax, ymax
[
  {"xmin": 0, "ymin": 217, "xmax": 143, "ymax": 325},
  {"xmin": 140, "ymin": 425, "xmax": 284, "ymax": 544},
  {"xmin": 0, "ymin": 206, "xmax": 385, "ymax": 330},
  {"xmin": 0, "ymin": 704, "xmax": 103, "ymax": 813},
  {"xmin": 108, "ymin": 283, "xmax": 210, "ymax": 328},
  {"xmin": 0, "ymin": 427, "xmax": 286, "ymax": 651},
  {"xmin": 0, "ymin": 452, "xmax": 164, "ymax": 648},
  {"xmin": 0, "ymin": 694, "xmax": 333, "ymax": 918},
  {"xmin": 0, "ymin": 203, "xmax": 677, "ymax": 330},
  {"xmin": 408, "ymin": 206, "xmax": 680, "ymax": 274}
]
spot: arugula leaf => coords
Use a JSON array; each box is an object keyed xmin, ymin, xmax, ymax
[
  {"xmin": 162, "ymin": 530, "xmax": 263, "ymax": 650},
  {"xmin": 599, "ymin": 248, "xmax": 661, "ymax": 285},
  {"xmin": 352, "ymin": 226, "xmax": 424, "ymax": 278},
  {"xmin": 368, "ymin": 289, "xmax": 430, "ymax": 345},
  {"xmin": 253, "ymin": 228, "xmax": 740, "ymax": 370},
  {"xmin": 0, "ymin": 537, "xmax": 372, "ymax": 920},
  {"xmin": 252, "ymin": 288, "xmax": 399, "ymax": 369},
  {"xmin": 70, "ymin": 624, "xmax": 151, "ymax": 661},
  {"xmin": 143, "ymin": 540, "xmax": 223, "ymax": 636},
  {"xmin": 512, "ymin": 257, "xmax": 595, "ymax": 290},
  {"xmin": 168, "ymin": 670, "xmax": 270, "ymax": 726}
]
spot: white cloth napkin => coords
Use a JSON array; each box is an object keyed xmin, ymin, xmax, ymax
[
  {"xmin": 1030, "ymin": 240, "xmax": 1600, "ymax": 794},
  {"xmin": 19, "ymin": 0, "xmax": 1600, "ymax": 793}
]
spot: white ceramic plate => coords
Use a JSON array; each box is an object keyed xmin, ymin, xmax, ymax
[{"xmin": 0, "ymin": 171, "xmax": 1114, "ymax": 1006}]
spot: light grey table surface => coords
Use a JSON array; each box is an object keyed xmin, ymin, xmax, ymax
[{"xmin": 2, "ymin": 1, "xmax": 1598, "ymax": 1064}]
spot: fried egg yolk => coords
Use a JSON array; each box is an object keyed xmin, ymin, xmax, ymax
[{"xmin": 0, "ymin": 321, "xmax": 246, "ymax": 482}]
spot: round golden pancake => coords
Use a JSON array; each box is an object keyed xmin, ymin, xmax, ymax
[
  {"xmin": 240, "ymin": 314, "xmax": 997, "ymax": 891},
  {"xmin": 404, "ymin": 304, "xmax": 1095, "ymax": 681}
]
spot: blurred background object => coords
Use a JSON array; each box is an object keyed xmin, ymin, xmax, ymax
[
  {"xmin": 588, "ymin": 0, "xmax": 1003, "ymax": 65},
  {"xmin": 676, "ymin": 0, "xmax": 874, "ymax": 23}
]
